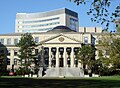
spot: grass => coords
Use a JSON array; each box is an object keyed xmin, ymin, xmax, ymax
[{"xmin": 0, "ymin": 76, "xmax": 120, "ymax": 88}]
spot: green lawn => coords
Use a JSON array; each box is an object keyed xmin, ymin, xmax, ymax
[{"xmin": 0, "ymin": 76, "xmax": 120, "ymax": 88}]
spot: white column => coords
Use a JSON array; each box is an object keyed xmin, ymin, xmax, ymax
[
  {"xmin": 56, "ymin": 47, "xmax": 59, "ymax": 67},
  {"xmin": 11, "ymin": 49, "xmax": 14, "ymax": 67},
  {"xmin": 63, "ymin": 47, "xmax": 67, "ymax": 67},
  {"xmin": 71, "ymin": 47, "xmax": 74, "ymax": 67},
  {"xmin": 49, "ymin": 47, "xmax": 51, "ymax": 68}
]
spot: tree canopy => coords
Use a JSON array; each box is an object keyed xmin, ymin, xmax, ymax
[
  {"xmin": 68, "ymin": 0, "xmax": 120, "ymax": 30},
  {"xmin": 96, "ymin": 31, "xmax": 120, "ymax": 75},
  {"xmin": 16, "ymin": 33, "xmax": 36, "ymax": 72},
  {"xmin": 76, "ymin": 44, "xmax": 95, "ymax": 75},
  {"xmin": 0, "ymin": 43, "xmax": 7, "ymax": 72}
]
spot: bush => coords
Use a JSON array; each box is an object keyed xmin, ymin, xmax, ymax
[
  {"xmin": 15, "ymin": 67, "xmax": 31, "ymax": 76},
  {"xmin": 0, "ymin": 70, "xmax": 9, "ymax": 76}
]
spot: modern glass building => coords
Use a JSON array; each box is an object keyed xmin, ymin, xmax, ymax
[{"xmin": 15, "ymin": 8, "xmax": 79, "ymax": 33}]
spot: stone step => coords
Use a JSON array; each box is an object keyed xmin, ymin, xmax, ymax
[{"xmin": 43, "ymin": 67, "xmax": 84, "ymax": 77}]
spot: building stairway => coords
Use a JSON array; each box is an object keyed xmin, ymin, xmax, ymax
[{"xmin": 43, "ymin": 67, "xmax": 84, "ymax": 77}]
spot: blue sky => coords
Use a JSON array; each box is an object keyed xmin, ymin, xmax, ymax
[{"xmin": 0, "ymin": 0, "xmax": 119, "ymax": 34}]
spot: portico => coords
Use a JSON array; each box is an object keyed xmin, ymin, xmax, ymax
[
  {"xmin": 39, "ymin": 33, "xmax": 81, "ymax": 68},
  {"xmin": 43, "ymin": 46, "xmax": 79, "ymax": 68},
  {"xmin": 39, "ymin": 44, "xmax": 84, "ymax": 77}
]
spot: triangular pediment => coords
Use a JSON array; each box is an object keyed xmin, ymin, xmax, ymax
[{"xmin": 40, "ymin": 34, "xmax": 81, "ymax": 44}]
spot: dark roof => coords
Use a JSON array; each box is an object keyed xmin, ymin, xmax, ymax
[{"xmin": 47, "ymin": 26, "xmax": 76, "ymax": 33}]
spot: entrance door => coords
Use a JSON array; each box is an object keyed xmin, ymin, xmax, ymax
[{"xmin": 59, "ymin": 58, "xmax": 63, "ymax": 67}]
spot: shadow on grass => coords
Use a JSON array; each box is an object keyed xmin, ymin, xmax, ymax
[{"xmin": 0, "ymin": 77, "xmax": 120, "ymax": 88}]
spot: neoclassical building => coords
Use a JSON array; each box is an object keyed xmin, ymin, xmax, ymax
[
  {"xmin": 0, "ymin": 8, "xmax": 103, "ymax": 77},
  {"xmin": 0, "ymin": 25, "xmax": 102, "ymax": 77}
]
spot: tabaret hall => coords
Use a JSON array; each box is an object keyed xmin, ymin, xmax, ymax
[{"xmin": 0, "ymin": 8, "xmax": 102, "ymax": 77}]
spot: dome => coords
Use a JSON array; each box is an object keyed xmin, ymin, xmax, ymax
[{"xmin": 47, "ymin": 26, "xmax": 76, "ymax": 33}]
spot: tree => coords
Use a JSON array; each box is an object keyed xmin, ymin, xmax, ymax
[
  {"xmin": 16, "ymin": 33, "xmax": 36, "ymax": 74},
  {"xmin": 109, "ymin": 33, "xmax": 120, "ymax": 70},
  {"xmin": 116, "ymin": 19, "xmax": 120, "ymax": 32},
  {"xmin": 68, "ymin": 0, "xmax": 120, "ymax": 30},
  {"xmin": 0, "ymin": 43, "xmax": 7, "ymax": 75},
  {"xmin": 76, "ymin": 44, "xmax": 95, "ymax": 76},
  {"xmin": 96, "ymin": 49, "xmax": 110, "ymax": 76},
  {"xmin": 97, "ymin": 29, "xmax": 120, "ymax": 75}
]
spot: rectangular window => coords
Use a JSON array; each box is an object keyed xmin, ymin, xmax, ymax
[
  {"xmin": 70, "ymin": 18, "xmax": 78, "ymax": 31},
  {"xmin": 14, "ymin": 50, "xmax": 17, "ymax": 56},
  {"xmin": 14, "ymin": 38, "xmax": 18, "ymax": 45},
  {"xmin": 84, "ymin": 37, "xmax": 88, "ymax": 43},
  {"xmin": 18, "ymin": 26, "xmax": 22, "ymax": 28},
  {"xmin": 14, "ymin": 58, "xmax": 17, "ymax": 65},
  {"xmin": 35, "ymin": 37, "xmax": 39, "ymax": 43},
  {"xmin": 23, "ymin": 17, "xmax": 59, "ymax": 23},
  {"xmin": 84, "ymin": 27, "xmax": 86, "ymax": 32},
  {"xmin": 7, "ymin": 50, "xmax": 11, "ymax": 56},
  {"xmin": 7, "ymin": 38, "xmax": 11, "ymax": 45},
  {"xmin": 7, "ymin": 58, "xmax": 10, "ymax": 65},
  {"xmin": 91, "ymin": 37, "xmax": 95, "ymax": 45},
  {"xmin": 35, "ymin": 49, "xmax": 38, "ymax": 54},
  {"xmin": 23, "ymin": 22, "xmax": 59, "ymax": 28},
  {"xmin": 18, "ymin": 21, "xmax": 22, "ymax": 24},
  {"xmin": 0, "ymin": 38, "xmax": 4, "ymax": 44}
]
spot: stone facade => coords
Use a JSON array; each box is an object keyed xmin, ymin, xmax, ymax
[{"xmin": 0, "ymin": 26, "xmax": 102, "ymax": 71}]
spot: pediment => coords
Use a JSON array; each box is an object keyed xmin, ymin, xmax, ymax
[{"xmin": 40, "ymin": 34, "xmax": 81, "ymax": 44}]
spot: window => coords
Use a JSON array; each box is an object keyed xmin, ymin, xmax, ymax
[
  {"xmin": 35, "ymin": 37, "xmax": 39, "ymax": 43},
  {"xmin": 7, "ymin": 50, "xmax": 10, "ymax": 56},
  {"xmin": 91, "ymin": 37, "xmax": 95, "ymax": 45},
  {"xmin": 0, "ymin": 38, "xmax": 4, "ymax": 44},
  {"xmin": 22, "ymin": 28, "xmax": 53, "ymax": 33},
  {"xmin": 45, "ymin": 59, "xmax": 49, "ymax": 67},
  {"xmin": 18, "ymin": 21, "xmax": 22, "ymax": 24},
  {"xmin": 14, "ymin": 50, "xmax": 17, "ymax": 56},
  {"xmin": 22, "ymin": 22, "xmax": 59, "ymax": 28},
  {"xmin": 35, "ymin": 49, "xmax": 38, "ymax": 54},
  {"xmin": 74, "ymin": 59, "xmax": 78, "ymax": 67},
  {"xmin": 67, "ymin": 57, "xmax": 70, "ymax": 67},
  {"xmin": 14, "ymin": 38, "xmax": 18, "ymax": 45},
  {"xmin": 7, "ymin": 38, "xmax": 11, "ymax": 45},
  {"xmin": 84, "ymin": 27, "xmax": 86, "ymax": 32},
  {"xmin": 44, "ymin": 48, "xmax": 49, "ymax": 67},
  {"xmin": 18, "ymin": 26, "xmax": 22, "ymax": 28},
  {"xmin": 51, "ymin": 48, "xmax": 56, "ymax": 52},
  {"xmin": 84, "ymin": 37, "xmax": 88, "ymax": 43},
  {"xmin": 7, "ymin": 58, "xmax": 10, "ymax": 65},
  {"xmin": 23, "ymin": 17, "xmax": 59, "ymax": 23},
  {"xmin": 74, "ymin": 47, "xmax": 79, "ymax": 54},
  {"xmin": 70, "ymin": 18, "xmax": 78, "ymax": 31},
  {"xmin": 14, "ymin": 58, "xmax": 17, "ymax": 65}
]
